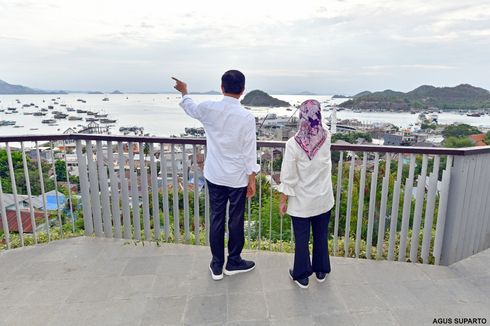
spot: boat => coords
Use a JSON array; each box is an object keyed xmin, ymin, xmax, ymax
[
  {"xmin": 60, "ymin": 104, "xmax": 67, "ymax": 107},
  {"xmin": 13, "ymin": 125, "xmax": 23, "ymax": 128},
  {"xmin": 76, "ymin": 109, "xmax": 87, "ymax": 113},
  {"xmin": 102, "ymin": 97, "xmax": 109, "ymax": 101},
  {"xmin": 95, "ymin": 113, "xmax": 108, "ymax": 117},
  {"xmin": 68, "ymin": 116, "xmax": 83, "ymax": 120},
  {"xmin": 53, "ymin": 102, "xmax": 59, "ymax": 105},
  {"xmin": 48, "ymin": 105, "xmax": 54, "ymax": 109},
  {"xmin": 7, "ymin": 107, "xmax": 17, "ymax": 111},
  {"xmin": 76, "ymin": 99, "xmax": 86, "ymax": 103},
  {"xmin": 54, "ymin": 113, "xmax": 68, "ymax": 119},
  {"xmin": 100, "ymin": 118, "xmax": 117, "ymax": 123},
  {"xmin": 86, "ymin": 111, "xmax": 96, "ymax": 115},
  {"xmin": 23, "ymin": 112, "xmax": 33, "ymax": 115},
  {"xmin": 42, "ymin": 119, "xmax": 56, "ymax": 124},
  {"xmin": 33, "ymin": 112, "xmax": 47, "ymax": 116},
  {"xmin": 41, "ymin": 108, "xmax": 48, "ymax": 112},
  {"xmin": 85, "ymin": 117, "xmax": 99, "ymax": 122},
  {"xmin": 466, "ymin": 112, "xmax": 482, "ymax": 117},
  {"xmin": 29, "ymin": 128, "xmax": 39, "ymax": 131},
  {"xmin": 66, "ymin": 107, "xmax": 75, "ymax": 111},
  {"xmin": 0, "ymin": 120, "xmax": 16, "ymax": 126}
]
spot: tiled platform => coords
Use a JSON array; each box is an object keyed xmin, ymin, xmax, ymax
[{"xmin": 0, "ymin": 237, "xmax": 488, "ymax": 325}]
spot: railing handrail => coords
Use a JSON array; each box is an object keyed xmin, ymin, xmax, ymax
[{"xmin": 0, "ymin": 133, "xmax": 490, "ymax": 155}]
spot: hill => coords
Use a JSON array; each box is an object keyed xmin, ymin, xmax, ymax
[
  {"xmin": 0, "ymin": 79, "xmax": 66, "ymax": 94},
  {"xmin": 340, "ymin": 84, "xmax": 490, "ymax": 111},
  {"xmin": 241, "ymin": 90, "xmax": 290, "ymax": 107}
]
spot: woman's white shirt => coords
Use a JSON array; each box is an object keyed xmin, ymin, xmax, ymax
[{"xmin": 277, "ymin": 136, "xmax": 335, "ymax": 218}]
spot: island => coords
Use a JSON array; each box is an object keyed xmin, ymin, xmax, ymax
[
  {"xmin": 332, "ymin": 94, "xmax": 350, "ymax": 99},
  {"xmin": 340, "ymin": 84, "xmax": 490, "ymax": 111},
  {"xmin": 0, "ymin": 79, "xmax": 66, "ymax": 94},
  {"xmin": 189, "ymin": 90, "xmax": 221, "ymax": 95},
  {"xmin": 111, "ymin": 90, "xmax": 123, "ymax": 94},
  {"xmin": 241, "ymin": 90, "xmax": 291, "ymax": 107}
]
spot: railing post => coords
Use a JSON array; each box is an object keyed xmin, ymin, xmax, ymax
[{"xmin": 440, "ymin": 153, "xmax": 490, "ymax": 265}]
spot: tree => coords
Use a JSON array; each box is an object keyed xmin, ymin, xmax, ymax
[
  {"xmin": 443, "ymin": 136, "xmax": 475, "ymax": 148},
  {"xmin": 55, "ymin": 160, "xmax": 67, "ymax": 181},
  {"xmin": 485, "ymin": 131, "xmax": 490, "ymax": 145},
  {"xmin": 442, "ymin": 124, "xmax": 481, "ymax": 138}
]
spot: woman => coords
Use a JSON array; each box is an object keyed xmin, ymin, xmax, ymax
[{"xmin": 278, "ymin": 99, "xmax": 335, "ymax": 289}]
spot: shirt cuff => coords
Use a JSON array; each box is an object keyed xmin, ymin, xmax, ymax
[
  {"xmin": 277, "ymin": 182, "xmax": 296, "ymax": 196},
  {"xmin": 246, "ymin": 163, "xmax": 261, "ymax": 175},
  {"xmin": 179, "ymin": 95, "xmax": 192, "ymax": 106}
]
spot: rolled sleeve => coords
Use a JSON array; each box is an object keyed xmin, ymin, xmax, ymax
[
  {"xmin": 277, "ymin": 141, "xmax": 299, "ymax": 196},
  {"xmin": 244, "ymin": 115, "xmax": 261, "ymax": 175}
]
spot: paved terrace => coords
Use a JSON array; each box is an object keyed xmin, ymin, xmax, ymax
[{"xmin": 0, "ymin": 237, "xmax": 489, "ymax": 326}]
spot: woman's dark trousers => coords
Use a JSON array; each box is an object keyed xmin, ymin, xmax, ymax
[{"xmin": 291, "ymin": 210, "xmax": 331, "ymax": 280}]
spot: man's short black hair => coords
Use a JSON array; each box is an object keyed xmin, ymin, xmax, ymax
[{"xmin": 221, "ymin": 70, "xmax": 245, "ymax": 94}]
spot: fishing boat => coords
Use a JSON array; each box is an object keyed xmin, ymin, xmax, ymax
[
  {"xmin": 100, "ymin": 118, "xmax": 117, "ymax": 123},
  {"xmin": 95, "ymin": 112, "xmax": 108, "ymax": 117},
  {"xmin": 85, "ymin": 117, "xmax": 99, "ymax": 122},
  {"xmin": 48, "ymin": 105, "xmax": 54, "ymax": 109},
  {"xmin": 68, "ymin": 116, "xmax": 83, "ymax": 121},
  {"xmin": 0, "ymin": 120, "xmax": 16, "ymax": 126},
  {"xmin": 466, "ymin": 112, "xmax": 482, "ymax": 117},
  {"xmin": 54, "ymin": 113, "xmax": 68, "ymax": 119},
  {"xmin": 42, "ymin": 119, "xmax": 56, "ymax": 124},
  {"xmin": 76, "ymin": 109, "xmax": 87, "ymax": 113},
  {"xmin": 66, "ymin": 107, "xmax": 75, "ymax": 112},
  {"xmin": 33, "ymin": 112, "xmax": 47, "ymax": 116},
  {"xmin": 86, "ymin": 111, "xmax": 96, "ymax": 115},
  {"xmin": 102, "ymin": 97, "xmax": 109, "ymax": 101}
]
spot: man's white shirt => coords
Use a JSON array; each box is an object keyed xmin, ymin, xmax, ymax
[{"xmin": 179, "ymin": 95, "xmax": 260, "ymax": 188}]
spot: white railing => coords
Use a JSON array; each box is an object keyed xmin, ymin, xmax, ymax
[{"xmin": 1, "ymin": 134, "xmax": 489, "ymax": 265}]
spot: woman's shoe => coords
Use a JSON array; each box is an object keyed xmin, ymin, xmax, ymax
[
  {"xmin": 289, "ymin": 269, "xmax": 309, "ymax": 289},
  {"xmin": 315, "ymin": 272, "xmax": 328, "ymax": 283}
]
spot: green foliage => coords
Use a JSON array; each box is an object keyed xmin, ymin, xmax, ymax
[
  {"xmin": 420, "ymin": 123, "xmax": 436, "ymax": 130},
  {"xmin": 442, "ymin": 124, "xmax": 481, "ymax": 138},
  {"xmin": 55, "ymin": 159, "xmax": 67, "ymax": 181},
  {"xmin": 332, "ymin": 132, "xmax": 373, "ymax": 144},
  {"xmin": 484, "ymin": 131, "xmax": 490, "ymax": 145},
  {"xmin": 0, "ymin": 148, "xmax": 55, "ymax": 195},
  {"xmin": 443, "ymin": 136, "xmax": 475, "ymax": 148}
]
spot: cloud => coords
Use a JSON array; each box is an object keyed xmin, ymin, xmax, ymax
[{"xmin": 0, "ymin": 0, "xmax": 489, "ymax": 93}]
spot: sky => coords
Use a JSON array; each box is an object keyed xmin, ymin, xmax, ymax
[{"xmin": 1, "ymin": 0, "xmax": 489, "ymax": 94}]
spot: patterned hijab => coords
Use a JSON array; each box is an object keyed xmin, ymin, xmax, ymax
[{"xmin": 294, "ymin": 99, "xmax": 327, "ymax": 160}]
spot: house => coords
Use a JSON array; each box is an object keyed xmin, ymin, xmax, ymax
[
  {"xmin": 468, "ymin": 134, "xmax": 487, "ymax": 146},
  {"xmin": 0, "ymin": 210, "xmax": 45, "ymax": 233},
  {"xmin": 43, "ymin": 190, "xmax": 66, "ymax": 210}
]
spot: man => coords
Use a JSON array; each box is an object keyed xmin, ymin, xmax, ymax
[{"xmin": 172, "ymin": 70, "xmax": 260, "ymax": 281}]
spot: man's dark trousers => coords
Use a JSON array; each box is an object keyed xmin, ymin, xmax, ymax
[{"xmin": 206, "ymin": 179, "xmax": 247, "ymax": 270}]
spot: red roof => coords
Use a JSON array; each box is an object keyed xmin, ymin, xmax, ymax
[
  {"xmin": 469, "ymin": 134, "xmax": 487, "ymax": 146},
  {"xmin": 1, "ymin": 210, "xmax": 45, "ymax": 233}
]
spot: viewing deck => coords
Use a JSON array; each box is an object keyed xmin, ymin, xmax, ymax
[{"xmin": 1, "ymin": 236, "xmax": 489, "ymax": 325}]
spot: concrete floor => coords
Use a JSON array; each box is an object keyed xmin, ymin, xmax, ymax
[{"xmin": 0, "ymin": 237, "xmax": 488, "ymax": 326}]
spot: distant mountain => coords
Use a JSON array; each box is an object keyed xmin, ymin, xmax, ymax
[
  {"xmin": 241, "ymin": 90, "xmax": 291, "ymax": 107},
  {"xmin": 295, "ymin": 91, "xmax": 317, "ymax": 95},
  {"xmin": 332, "ymin": 94, "xmax": 350, "ymax": 99},
  {"xmin": 88, "ymin": 91, "xmax": 104, "ymax": 94},
  {"xmin": 111, "ymin": 90, "xmax": 123, "ymax": 94},
  {"xmin": 353, "ymin": 91, "xmax": 372, "ymax": 98},
  {"xmin": 0, "ymin": 79, "xmax": 66, "ymax": 94},
  {"xmin": 340, "ymin": 84, "xmax": 490, "ymax": 111},
  {"xmin": 189, "ymin": 90, "xmax": 221, "ymax": 95}
]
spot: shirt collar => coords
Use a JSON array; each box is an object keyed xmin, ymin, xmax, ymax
[{"xmin": 222, "ymin": 95, "xmax": 241, "ymax": 104}]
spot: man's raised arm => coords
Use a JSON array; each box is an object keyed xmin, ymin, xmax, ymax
[{"xmin": 172, "ymin": 76, "xmax": 203, "ymax": 120}]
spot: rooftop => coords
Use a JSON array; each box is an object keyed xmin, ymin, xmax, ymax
[{"xmin": 1, "ymin": 237, "xmax": 488, "ymax": 326}]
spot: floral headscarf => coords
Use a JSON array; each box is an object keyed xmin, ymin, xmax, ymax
[{"xmin": 294, "ymin": 99, "xmax": 327, "ymax": 160}]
